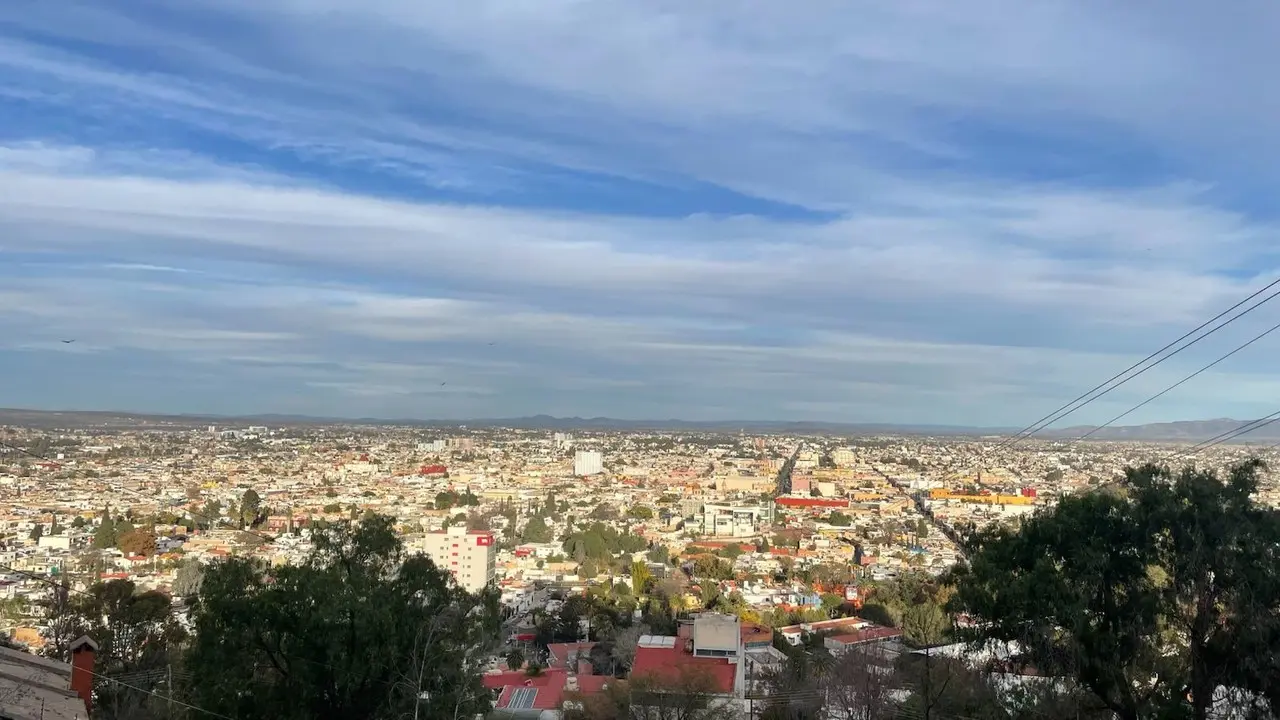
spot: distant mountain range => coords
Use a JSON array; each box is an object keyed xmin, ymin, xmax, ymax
[{"xmin": 1, "ymin": 407, "xmax": 1278, "ymax": 443}]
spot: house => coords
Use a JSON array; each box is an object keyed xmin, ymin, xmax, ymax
[
  {"xmin": 629, "ymin": 613, "xmax": 745, "ymax": 718},
  {"xmin": 482, "ymin": 668, "xmax": 610, "ymax": 720},
  {"xmin": 0, "ymin": 635, "xmax": 96, "ymax": 720}
]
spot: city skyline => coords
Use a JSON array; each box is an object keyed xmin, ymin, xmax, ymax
[{"xmin": 4, "ymin": 2, "xmax": 1280, "ymax": 425}]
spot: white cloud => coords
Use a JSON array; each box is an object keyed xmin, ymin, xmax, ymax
[
  {"xmin": 1, "ymin": 144, "xmax": 1278, "ymax": 423},
  {"xmin": 4, "ymin": 2, "xmax": 1280, "ymax": 424}
]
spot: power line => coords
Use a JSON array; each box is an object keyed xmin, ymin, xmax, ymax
[
  {"xmin": 993, "ymin": 276, "xmax": 1280, "ymax": 450},
  {"xmin": 1061, "ymin": 318, "xmax": 1280, "ymax": 450},
  {"xmin": 1160, "ymin": 411, "xmax": 1280, "ymax": 463},
  {"xmin": 84, "ymin": 664, "xmax": 235, "ymax": 720}
]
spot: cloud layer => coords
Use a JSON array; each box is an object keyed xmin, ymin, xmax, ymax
[{"xmin": 2, "ymin": 1, "xmax": 1279, "ymax": 426}]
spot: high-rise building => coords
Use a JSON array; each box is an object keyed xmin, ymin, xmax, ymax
[
  {"xmin": 574, "ymin": 450, "xmax": 603, "ymax": 476},
  {"xmin": 420, "ymin": 526, "xmax": 496, "ymax": 593}
]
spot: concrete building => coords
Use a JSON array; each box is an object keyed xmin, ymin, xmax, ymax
[
  {"xmin": 573, "ymin": 451, "xmax": 603, "ymax": 477},
  {"xmin": 699, "ymin": 502, "xmax": 773, "ymax": 538},
  {"xmin": 419, "ymin": 526, "xmax": 496, "ymax": 593}
]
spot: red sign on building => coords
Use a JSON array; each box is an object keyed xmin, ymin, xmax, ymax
[{"xmin": 476, "ymin": 535, "xmax": 493, "ymax": 546}]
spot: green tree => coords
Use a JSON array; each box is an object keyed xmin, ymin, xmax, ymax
[
  {"xmin": 44, "ymin": 579, "xmax": 186, "ymax": 719},
  {"xmin": 29, "ymin": 523, "xmax": 43, "ymax": 542},
  {"xmin": 628, "ymin": 505, "xmax": 654, "ymax": 520},
  {"xmin": 522, "ymin": 515, "xmax": 554, "ymax": 544},
  {"xmin": 185, "ymin": 515, "xmax": 500, "ymax": 720},
  {"xmin": 646, "ymin": 544, "xmax": 669, "ymax": 565},
  {"xmin": 506, "ymin": 647, "xmax": 525, "ymax": 670},
  {"xmin": 630, "ymin": 560, "xmax": 652, "ymax": 595},
  {"xmin": 173, "ymin": 560, "xmax": 205, "ymax": 600},
  {"xmin": 93, "ymin": 514, "xmax": 118, "ymax": 549},
  {"xmin": 238, "ymin": 488, "xmax": 262, "ymax": 529},
  {"xmin": 952, "ymin": 460, "xmax": 1280, "ymax": 720}
]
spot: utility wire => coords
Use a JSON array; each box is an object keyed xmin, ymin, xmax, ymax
[
  {"xmin": 993, "ymin": 276, "xmax": 1280, "ymax": 450},
  {"xmin": 1160, "ymin": 411, "xmax": 1280, "ymax": 463},
  {"xmin": 83, "ymin": 664, "xmax": 235, "ymax": 720},
  {"xmin": 1061, "ymin": 318, "xmax": 1280, "ymax": 451}
]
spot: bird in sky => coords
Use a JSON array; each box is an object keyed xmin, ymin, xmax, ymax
[{"xmin": 60, "ymin": 339, "xmax": 75, "ymax": 344}]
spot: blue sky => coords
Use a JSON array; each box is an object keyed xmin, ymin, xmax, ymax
[{"xmin": 3, "ymin": 0, "xmax": 1280, "ymax": 426}]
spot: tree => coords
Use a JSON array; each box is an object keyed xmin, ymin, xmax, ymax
[
  {"xmin": 185, "ymin": 515, "xmax": 500, "ymax": 720},
  {"xmin": 240, "ymin": 488, "xmax": 262, "ymax": 529},
  {"xmin": 647, "ymin": 544, "xmax": 669, "ymax": 565},
  {"xmin": 29, "ymin": 523, "xmax": 43, "ymax": 542},
  {"xmin": 93, "ymin": 515, "xmax": 122, "ymax": 549},
  {"xmin": 630, "ymin": 560, "xmax": 652, "ymax": 596},
  {"xmin": 173, "ymin": 560, "xmax": 205, "ymax": 600},
  {"xmin": 915, "ymin": 518, "xmax": 929, "ymax": 538},
  {"xmin": 506, "ymin": 647, "xmax": 526, "ymax": 670},
  {"xmin": 628, "ymin": 505, "xmax": 654, "ymax": 521},
  {"xmin": 951, "ymin": 460, "xmax": 1280, "ymax": 720},
  {"xmin": 627, "ymin": 666, "xmax": 739, "ymax": 720},
  {"xmin": 118, "ymin": 528, "xmax": 157, "ymax": 557},
  {"xmin": 49, "ymin": 517, "xmax": 64, "ymax": 535},
  {"xmin": 43, "ymin": 579, "xmax": 186, "ymax": 719},
  {"xmin": 71, "ymin": 515, "xmax": 87, "ymax": 529},
  {"xmin": 522, "ymin": 515, "xmax": 554, "ymax": 544}
]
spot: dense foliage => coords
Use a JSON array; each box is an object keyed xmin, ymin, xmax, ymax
[
  {"xmin": 184, "ymin": 515, "xmax": 501, "ymax": 720},
  {"xmin": 952, "ymin": 461, "xmax": 1280, "ymax": 720}
]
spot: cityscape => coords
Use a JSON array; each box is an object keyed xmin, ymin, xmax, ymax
[
  {"xmin": 2, "ymin": 413, "xmax": 1278, "ymax": 718},
  {"xmin": 4, "ymin": 1, "xmax": 1280, "ymax": 719}
]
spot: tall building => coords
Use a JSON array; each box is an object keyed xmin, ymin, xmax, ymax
[
  {"xmin": 573, "ymin": 450, "xmax": 603, "ymax": 476},
  {"xmin": 420, "ymin": 526, "xmax": 496, "ymax": 593}
]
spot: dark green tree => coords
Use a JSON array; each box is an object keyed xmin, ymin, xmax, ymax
[
  {"xmin": 239, "ymin": 488, "xmax": 262, "ymax": 529},
  {"xmin": 29, "ymin": 523, "xmax": 43, "ymax": 542},
  {"xmin": 93, "ymin": 514, "xmax": 118, "ymax": 549},
  {"xmin": 185, "ymin": 515, "xmax": 500, "ymax": 720},
  {"xmin": 521, "ymin": 515, "xmax": 554, "ymax": 543},
  {"xmin": 44, "ymin": 579, "xmax": 186, "ymax": 719},
  {"xmin": 951, "ymin": 461, "xmax": 1280, "ymax": 720}
]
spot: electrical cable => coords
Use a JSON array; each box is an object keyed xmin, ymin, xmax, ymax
[{"xmin": 993, "ymin": 276, "xmax": 1280, "ymax": 449}]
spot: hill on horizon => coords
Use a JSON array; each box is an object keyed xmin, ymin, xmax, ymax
[{"xmin": 1, "ymin": 407, "xmax": 1278, "ymax": 442}]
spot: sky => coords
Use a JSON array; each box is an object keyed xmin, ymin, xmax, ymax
[{"xmin": 3, "ymin": 1, "xmax": 1280, "ymax": 427}]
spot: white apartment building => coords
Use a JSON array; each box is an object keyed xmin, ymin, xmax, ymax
[
  {"xmin": 573, "ymin": 450, "xmax": 603, "ymax": 477},
  {"xmin": 699, "ymin": 502, "xmax": 773, "ymax": 538},
  {"xmin": 419, "ymin": 525, "xmax": 496, "ymax": 593}
]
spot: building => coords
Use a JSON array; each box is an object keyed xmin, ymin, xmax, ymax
[
  {"xmin": 419, "ymin": 526, "xmax": 496, "ymax": 593},
  {"xmin": 0, "ymin": 635, "xmax": 96, "ymax": 720},
  {"xmin": 631, "ymin": 613, "xmax": 745, "ymax": 716},
  {"xmin": 699, "ymin": 502, "xmax": 773, "ymax": 537},
  {"xmin": 573, "ymin": 451, "xmax": 603, "ymax": 477}
]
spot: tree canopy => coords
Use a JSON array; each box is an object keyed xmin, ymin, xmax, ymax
[
  {"xmin": 185, "ymin": 514, "xmax": 501, "ymax": 720},
  {"xmin": 951, "ymin": 461, "xmax": 1280, "ymax": 720}
]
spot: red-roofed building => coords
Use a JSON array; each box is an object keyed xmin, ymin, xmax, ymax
[
  {"xmin": 629, "ymin": 613, "xmax": 745, "ymax": 714},
  {"xmin": 823, "ymin": 626, "xmax": 904, "ymax": 658},
  {"xmin": 482, "ymin": 668, "xmax": 612, "ymax": 715}
]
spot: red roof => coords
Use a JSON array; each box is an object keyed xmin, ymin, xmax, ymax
[
  {"xmin": 483, "ymin": 669, "xmax": 609, "ymax": 710},
  {"xmin": 828, "ymin": 627, "xmax": 903, "ymax": 646},
  {"xmin": 631, "ymin": 645, "xmax": 735, "ymax": 695},
  {"xmin": 547, "ymin": 642, "xmax": 596, "ymax": 669}
]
